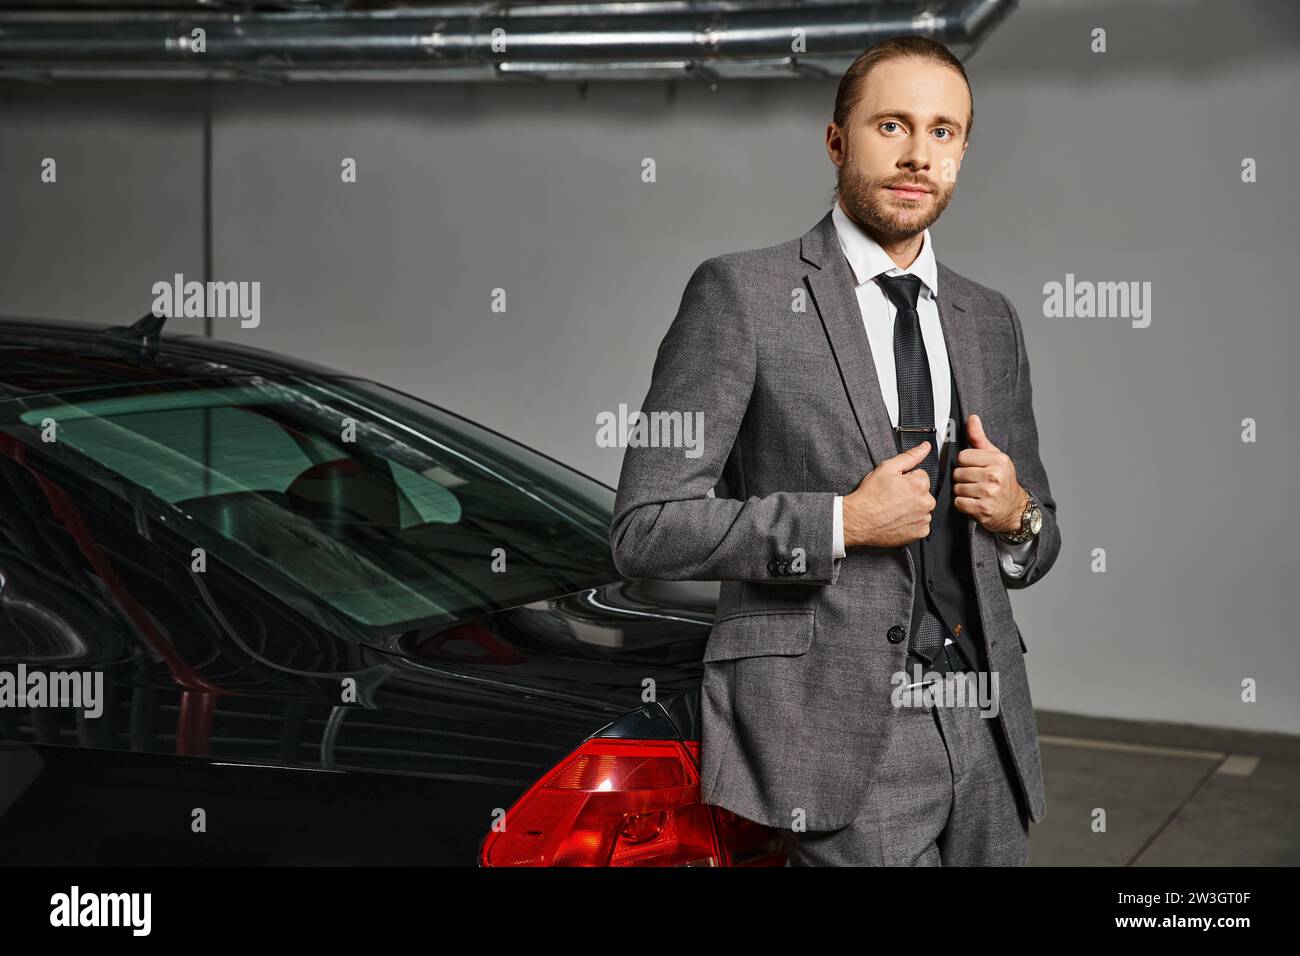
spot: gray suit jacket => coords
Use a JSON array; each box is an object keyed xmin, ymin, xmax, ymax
[{"xmin": 609, "ymin": 207, "xmax": 1061, "ymax": 831}]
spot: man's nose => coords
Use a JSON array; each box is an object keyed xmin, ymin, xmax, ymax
[{"xmin": 900, "ymin": 133, "xmax": 932, "ymax": 170}]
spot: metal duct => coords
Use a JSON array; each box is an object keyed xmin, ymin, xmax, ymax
[{"xmin": 0, "ymin": 0, "xmax": 1017, "ymax": 82}]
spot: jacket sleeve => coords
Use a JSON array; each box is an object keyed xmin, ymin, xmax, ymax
[
  {"xmin": 998, "ymin": 291, "xmax": 1061, "ymax": 589},
  {"xmin": 609, "ymin": 256, "xmax": 840, "ymax": 584}
]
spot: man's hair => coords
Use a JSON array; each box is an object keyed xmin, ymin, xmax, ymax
[{"xmin": 832, "ymin": 35, "xmax": 973, "ymax": 143}]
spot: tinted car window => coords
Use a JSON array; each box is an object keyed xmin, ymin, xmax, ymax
[{"xmin": 2, "ymin": 376, "xmax": 619, "ymax": 631}]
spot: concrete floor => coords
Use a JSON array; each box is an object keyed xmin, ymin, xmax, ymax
[{"xmin": 1029, "ymin": 711, "xmax": 1300, "ymax": 866}]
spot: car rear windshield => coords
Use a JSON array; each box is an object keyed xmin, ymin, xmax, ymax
[{"xmin": 1, "ymin": 376, "xmax": 619, "ymax": 631}]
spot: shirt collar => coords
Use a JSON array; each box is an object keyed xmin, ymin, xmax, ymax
[{"xmin": 831, "ymin": 200, "xmax": 939, "ymax": 299}]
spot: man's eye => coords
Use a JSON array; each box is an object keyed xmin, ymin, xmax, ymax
[
  {"xmin": 881, "ymin": 121, "xmax": 900, "ymax": 133},
  {"xmin": 935, "ymin": 128, "xmax": 951, "ymax": 140}
]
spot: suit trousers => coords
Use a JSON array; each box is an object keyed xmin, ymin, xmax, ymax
[{"xmin": 779, "ymin": 672, "xmax": 1031, "ymax": 866}]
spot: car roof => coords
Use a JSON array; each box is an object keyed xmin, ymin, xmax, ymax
[{"xmin": 0, "ymin": 314, "xmax": 349, "ymax": 400}]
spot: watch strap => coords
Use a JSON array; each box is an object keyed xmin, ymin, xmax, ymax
[{"xmin": 999, "ymin": 488, "xmax": 1038, "ymax": 544}]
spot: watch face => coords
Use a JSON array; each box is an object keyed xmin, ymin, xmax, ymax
[{"xmin": 1029, "ymin": 508, "xmax": 1043, "ymax": 534}]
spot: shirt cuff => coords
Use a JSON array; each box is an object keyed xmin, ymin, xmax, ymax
[
  {"xmin": 832, "ymin": 495, "xmax": 846, "ymax": 560},
  {"xmin": 996, "ymin": 534, "xmax": 1037, "ymax": 578}
]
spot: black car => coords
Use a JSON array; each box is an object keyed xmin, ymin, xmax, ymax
[{"xmin": 0, "ymin": 314, "xmax": 784, "ymax": 866}]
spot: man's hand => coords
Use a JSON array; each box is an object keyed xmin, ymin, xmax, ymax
[
  {"xmin": 842, "ymin": 441, "xmax": 936, "ymax": 548},
  {"xmin": 953, "ymin": 413, "xmax": 1027, "ymax": 534}
]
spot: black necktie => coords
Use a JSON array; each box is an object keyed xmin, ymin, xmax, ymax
[
  {"xmin": 878, "ymin": 273, "xmax": 938, "ymax": 495},
  {"xmin": 879, "ymin": 272, "xmax": 948, "ymax": 669}
]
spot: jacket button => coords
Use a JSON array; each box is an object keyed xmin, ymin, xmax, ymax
[
  {"xmin": 926, "ymin": 578, "xmax": 935, "ymax": 592},
  {"xmin": 887, "ymin": 625, "xmax": 906, "ymax": 644}
]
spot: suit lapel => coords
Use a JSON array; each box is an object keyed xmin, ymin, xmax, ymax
[
  {"xmin": 802, "ymin": 209, "xmax": 898, "ymax": 472},
  {"xmin": 936, "ymin": 262, "xmax": 991, "ymax": 451},
  {"xmin": 800, "ymin": 209, "xmax": 992, "ymax": 470}
]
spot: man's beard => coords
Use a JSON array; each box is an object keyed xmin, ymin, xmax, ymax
[{"xmin": 838, "ymin": 155, "xmax": 953, "ymax": 243}]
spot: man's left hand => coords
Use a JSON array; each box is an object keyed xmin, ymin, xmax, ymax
[{"xmin": 953, "ymin": 413, "xmax": 1027, "ymax": 534}]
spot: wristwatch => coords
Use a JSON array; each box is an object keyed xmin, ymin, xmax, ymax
[{"xmin": 998, "ymin": 487, "xmax": 1042, "ymax": 544}]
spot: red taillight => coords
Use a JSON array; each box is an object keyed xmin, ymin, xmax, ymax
[{"xmin": 478, "ymin": 738, "xmax": 787, "ymax": 867}]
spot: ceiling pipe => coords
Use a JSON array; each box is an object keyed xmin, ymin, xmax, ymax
[{"xmin": 0, "ymin": 0, "xmax": 1017, "ymax": 82}]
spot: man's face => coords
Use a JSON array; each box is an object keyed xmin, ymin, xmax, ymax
[{"xmin": 829, "ymin": 57, "xmax": 971, "ymax": 243}]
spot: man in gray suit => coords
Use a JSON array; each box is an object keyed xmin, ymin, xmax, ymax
[{"xmin": 609, "ymin": 36, "xmax": 1060, "ymax": 865}]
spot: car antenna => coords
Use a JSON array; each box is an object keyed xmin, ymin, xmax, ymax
[{"xmin": 100, "ymin": 311, "xmax": 166, "ymax": 354}]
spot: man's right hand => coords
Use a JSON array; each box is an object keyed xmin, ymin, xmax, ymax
[{"xmin": 842, "ymin": 441, "xmax": 936, "ymax": 549}]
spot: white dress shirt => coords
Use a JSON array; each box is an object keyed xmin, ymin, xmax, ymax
[{"xmin": 828, "ymin": 201, "xmax": 1037, "ymax": 578}]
